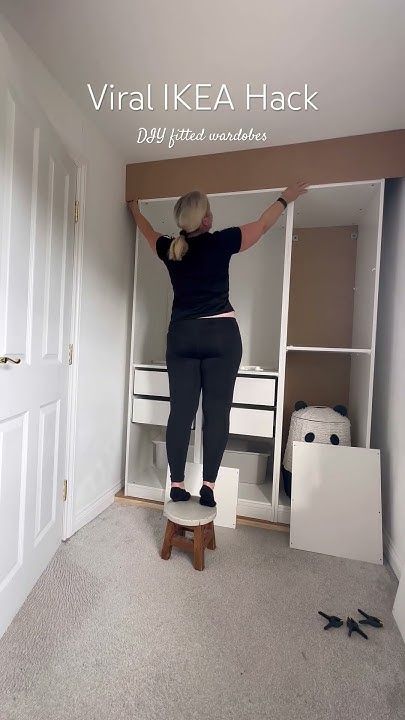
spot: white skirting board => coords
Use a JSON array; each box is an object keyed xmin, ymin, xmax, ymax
[
  {"xmin": 290, "ymin": 442, "xmax": 383, "ymax": 564},
  {"xmin": 164, "ymin": 462, "xmax": 239, "ymax": 529},
  {"xmin": 393, "ymin": 567, "xmax": 405, "ymax": 644}
]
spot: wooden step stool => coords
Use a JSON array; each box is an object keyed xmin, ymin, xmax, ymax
[{"xmin": 161, "ymin": 498, "xmax": 217, "ymax": 571}]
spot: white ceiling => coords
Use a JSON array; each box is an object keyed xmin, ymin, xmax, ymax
[{"xmin": 1, "ymin": 0, "xmax": 404, "ymax": 163}]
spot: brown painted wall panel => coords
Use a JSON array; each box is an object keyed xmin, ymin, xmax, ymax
[
  {"xmin": 288, "ymin": 227, "xmax": 357, "ymax": 348},
  {"xmin": 126, "ymin": 130, "xmax": 405, "ymax": 200}
]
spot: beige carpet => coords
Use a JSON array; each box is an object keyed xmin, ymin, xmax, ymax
[{"xmin": 0, "ymin": 502, "xmax": 404, "ymax": 720}]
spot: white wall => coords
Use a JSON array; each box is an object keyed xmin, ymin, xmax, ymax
[
  {"xmin": 0, "ymin": 15, "xmax": 134, "ymax": 533},
  {"xmin": 372, "ymin": 178, "xmax": 405, "ymax": 578}
]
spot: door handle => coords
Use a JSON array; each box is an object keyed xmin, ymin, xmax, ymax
[{"xmin": 0, "ymin": 356, "xmax": 21, "ymax": 364}]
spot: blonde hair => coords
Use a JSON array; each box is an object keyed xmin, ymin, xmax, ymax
[{"xmin": 168, "ymin": 190, "xmax": 210, "ymax": 261}]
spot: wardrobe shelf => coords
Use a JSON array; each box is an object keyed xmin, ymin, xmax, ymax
[
  {"xmin": 126, "ymin": 466, "xmax": 166, "ymax": 502},
  {"xmin": 238, "ymin": 481, "xmax": 272, "ymax": 503},
  {"xmin": 237, "ymin": 481, "xmax": 273, "ymax": 522},
  {"xmin": 286, "ymin": 346, "xmax": 372, "ymax": 354}
]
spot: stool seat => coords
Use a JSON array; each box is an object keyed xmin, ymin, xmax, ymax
[
  {"xmin": 164, "ymin": 497, "xmax": 217, "ymax": 526},
  {"xmin": 161, "ymin": 498, "xmax": 217, "ymax": 570}
]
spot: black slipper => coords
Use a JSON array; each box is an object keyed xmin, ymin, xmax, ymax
[
  {"xmin": 199, "ymin": 485, "xmax": 216, "ymax": 507},
  {"xmin": 170, "ymin": 486, "xmax": 191, "ymax": 502}
]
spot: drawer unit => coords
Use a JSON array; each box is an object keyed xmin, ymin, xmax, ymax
[
  {"xmin": 133, "ymin": 368, "xmax": 169, "ymax": 397},
  {"xmin": 229, "ymin": 407, "xmax": 274, "ymax": 438},
  {"xmin": 233, "ymin": 375, "xmax": 276, "ymax": 406},
  {"xmin": 133, "ymin": 368, "xmax": 276, "ymax": 405}
]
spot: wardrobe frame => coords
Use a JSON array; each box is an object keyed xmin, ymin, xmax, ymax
[{"xmin": 124, "ymin": 179, "xmax": 385, "ymax": 525}]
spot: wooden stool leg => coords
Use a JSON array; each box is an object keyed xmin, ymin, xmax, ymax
[
  {"xmin": 193, "ymin": 525, "xmax": 205, "ymax": 571},
  {"xmin": 207, "ymin": 521, "xmax": 216, "ymax": 550},
  {"xmin": 161, "ymin": 520, "xmax": 177, "ymax": 560}
]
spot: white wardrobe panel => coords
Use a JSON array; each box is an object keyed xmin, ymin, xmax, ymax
[
  {"xmin": 293, "ymin": 182, "xmax": 378, "ymax": 227},
  {"xmin": 351, "ymin": 183, "xmax": 383, "ymax": 350},
  {"xmin": 133, "ymin": 205, "xmax": 171, "ymax": 364},
  {"xmin": 209, "ymin": 191, "xmax": 286, "ymax": 369},
  {"xmin": 348, "ymin": 353, "xmax": 372, "ymax": 447},
  {"xmin": 290, "ymin": 442, "xmax": 383, "ymax": 564},
  {"xmin": 230, "ymin": 229, "xmax": 284, "ymax": 369},
  {"xmin": 141, "ymin": 198, "xmax": 178, "ymax": 237}
]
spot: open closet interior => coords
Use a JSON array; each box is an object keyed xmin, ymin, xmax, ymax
[{"xmin": 125, "ymin": 180, "xmax": 384, "ymax": 525}]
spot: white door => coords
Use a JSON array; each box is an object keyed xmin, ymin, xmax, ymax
[{"xmin": 0, "ymin": 41, "xmax": 76, "ymax": 638}]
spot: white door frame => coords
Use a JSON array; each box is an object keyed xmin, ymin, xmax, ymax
[{"xmin": 63, "ymin": 161, "xmax": 86, "ymax": 541}]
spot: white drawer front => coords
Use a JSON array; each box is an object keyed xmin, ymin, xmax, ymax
[
  {"xmin": 132, "ymin": 397, "xmax": 195, "ymax": 429},
  {"xmin": 132, "ymin": 398, "xmax": 170, "ymax": 426},
  {"xmin": 133, "ymin": 369, "xmax": 169, "ymax": 397},
  {"xmin": 233, "ymin": 376, "xmax": 276, "ymax": 406},
  {"xmin": 229, "ymin": 407, "xmax": 274, "ymax": 438}
]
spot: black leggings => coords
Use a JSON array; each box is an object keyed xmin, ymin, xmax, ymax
[{"xmin": 165, "ymin": 316, "xmax": 243, "ymax": 483}]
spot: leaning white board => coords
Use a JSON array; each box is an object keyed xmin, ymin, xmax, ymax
[
  {"xmin": 290, "ymin": 442, "xmax": 383, "ymax": 564},
  {"xmin": 164, "ymin": 462, "xmax": 239, "ymax": 529}
]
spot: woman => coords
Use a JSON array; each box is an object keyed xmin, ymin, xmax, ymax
[{"xmin": 128, "ymin": 181, "xmax": 308, "ymax": 507}]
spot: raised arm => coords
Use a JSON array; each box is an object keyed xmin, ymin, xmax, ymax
[
  {"xmin": 127, "ymin": 199, "xmax": 160, "ymax": 253},
  {"xmin": 239, "ymin": 181, "xmax": 309, "ymax": 252}
]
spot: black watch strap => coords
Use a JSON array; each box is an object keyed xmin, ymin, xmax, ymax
[{"xmin": 277, "ymin": 196, "xmax": 287, "ymax": 209}]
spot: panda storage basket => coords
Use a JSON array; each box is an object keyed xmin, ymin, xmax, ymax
[{"xmin": 282, "ymin": 405, "xmax": 351, "ymax": 498}]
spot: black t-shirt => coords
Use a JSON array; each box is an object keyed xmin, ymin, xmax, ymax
[{"xmin": 156, "ymin": 226, "xmax": 242, "ymax": 323}]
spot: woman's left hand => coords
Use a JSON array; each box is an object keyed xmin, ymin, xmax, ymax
[{"xmin": 281, "ymin": 181, "xmax": 309, "ymax": 204}]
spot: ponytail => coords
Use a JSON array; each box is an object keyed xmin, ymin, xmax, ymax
[
  {"xmin": 168, "ymin": 229, "xmax": 189, "ymax": 261},
  {"xmin": 170, "ymin": 190, "xmax": 210, "ymax": 261}
]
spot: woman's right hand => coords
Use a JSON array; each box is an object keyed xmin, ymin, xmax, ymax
[
  {"xmin": 127, "ymin": 198, "xmax": 139, "ymax": 213},
  {"xmin": 281, "ymin": 181, "xmax": 309, "ymax": 204}
]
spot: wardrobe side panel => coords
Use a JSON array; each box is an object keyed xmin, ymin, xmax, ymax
[
  {"xmin": 348, "ymin": 354, "xmax": 372, "ymax": 447},
  {"xmin": 230, "ymin": 228, "xmax": 284, "ymax": 369},
  {"xmin": 351, "ymin": 185, "xmax": 382, "ymax": 349},
  {"xmin": 271, "ymin": 202, "xmax": 294, "ymax": 519},
  {"xmin": 209, "ymin": 191, "xmax": 286, "ymax": 369},
  {"xmin": 134, "ymin": 201, "xmax": 173, "ymax": 364}
]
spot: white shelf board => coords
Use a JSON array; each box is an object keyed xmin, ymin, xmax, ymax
[
  {"xmin": 237, "ymin": 481, "xmax": 273, "ymax": 521},
  {"xmin": 126, "ymin": 466, "xmax": 166, "ymax": 502},
  {"xmin": 238, "ymin": 482, "xmax": 272, "ymax": 503},
  {"xmin": 286, "ymin": 346, "xmax": 372, "ymax": 354},
  {"xmin": 238, "ymin": 368, "xmax": 279, "ymax": 377}
]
